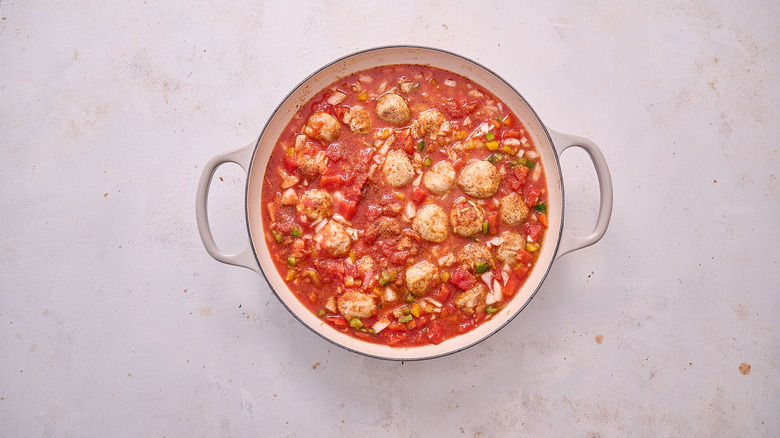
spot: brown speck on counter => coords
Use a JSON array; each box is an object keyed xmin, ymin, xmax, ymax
[
  {"xmin": 312, "ymin": 362, "xmax": 320, "ymax": 369},
  {"xmin": 739, "ymin": 362, "xmax": 751, "ymax": 375},
  {"xmin": 103, "ymin": 193, "xmax": 108, "ymax": 197},
  {"xmin": 219, "ymin": 176, "xmax": 224, "ymax": 181},
  {"xmin": 713, "ymin": 179, "xmax": 717, "ymax": 183},
  {"xmin": 595, "ymin": 334, "xmax": 604, "ymax": 344},
  {"xmin": 199, "ymin": 307, "xmax": 212, "ymax": 316}
]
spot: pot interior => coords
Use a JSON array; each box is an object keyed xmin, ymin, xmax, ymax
[{"xmin": 245, "ymin": 46, "xmax": 563, "ymax": 360}]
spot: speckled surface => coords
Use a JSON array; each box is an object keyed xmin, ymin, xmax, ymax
[{"xmin": 1, "ymin": 1, "xmax": 778, "ymax": 436}]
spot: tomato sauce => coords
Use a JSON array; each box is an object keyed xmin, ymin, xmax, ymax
[{"xmin": 261, "ymin": 65, "xmax": 548, "ymax": 347}]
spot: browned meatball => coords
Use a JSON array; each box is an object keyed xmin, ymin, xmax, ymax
[
  {"xmin": 375, "ymin": 93, "xmax": 410, "ymax": 125},
  {"xmin": 499, "ymin": 192, "xmax": 529, "ymax": 226},
  {"xmin": 348, "ymin": 106, "xmax": 372, "ymax": 135},
  {"xmin": 458, "ymin": 243, "xmax": 494, "ymax": 273},
  {"xmin": 417, "ymin": 109, "xmax": 447, "ymax": 137},
  {"xmin": 405, "ymin": 260, "xmax": 439, "ymax": 297},
  {"xmin": 296, "ymin": 189, "xmax": 333, "ymax": 221},
  {"xmin": 304, "ymin": 112, "xmax": 341, "ymax": 142},
  {"xmin": 454, "ymin": 283, "xmax": 488, "ymax": 314},
  {"xmin": 450, "ymin": 200, "xmax": 484, "ymax": 237},
  {"xmin": 457, "ymin": 160, "xmax": 501, "ymax": 198}
]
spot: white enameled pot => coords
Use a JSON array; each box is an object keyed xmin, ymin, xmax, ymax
[{"xmin": 195, "ymin": 46, "xmax": 613, "ymax": 360}]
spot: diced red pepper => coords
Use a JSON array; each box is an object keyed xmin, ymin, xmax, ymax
[
  {"xmin": 450, "ymin": 268, "xmax": 476, "ymax": 290},
  {"xmin": 503, "ymin": 277, "xmax": 519, "ymax": 296},
  {"xmin": 524, "ymin": 185, "xmax": 541, "ymax": 207},
  {"xmin": 394, "ymin": 128, "xmax": 414, "ymax": 155},
  {"xmin": 515, "ymin": 248, "xmax": 535, "ymax": 265},
  {"xmin": 325, "ymin": 143, "xmax": 345, "ymax": 162},
  {"xmin": 411, "ymin": 187, "xmax": 427, "ymax": 205},
  {"xmin": 502, "ymin": 128, "xmax": 521, "ymax": 139}
]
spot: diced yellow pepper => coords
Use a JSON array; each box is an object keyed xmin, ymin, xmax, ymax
[
  {"xmin": 455, "ymin": 130, "xmax": 468, "ymax": 140},
  {"xmin": 526, "ymin": 242, "xmax": 540, "ymax": 252},
  {"xmin": 441, "ymin": 271, "xmax": 451, "ymax": 283},
  {"xmin": 286, "ymin": 270, "xmax": 297, "ymax": 281},
  {"xmin": 501, "ymin": 145, "xmax": 515, "ymax": 155},
  {"xmin": 286, "ymin": 147, "xmax": 295, "ymax": 158},
  {"xmin": 357, "ymin": 90, "xmax": 368, "ymax": 101},
  {"xmin": 411, "ymin": 303, "xmax": 422, "ymax": 318},
  {"xmin": 486, "ymin": 141, "xmax": 500, "ymax": 151}
]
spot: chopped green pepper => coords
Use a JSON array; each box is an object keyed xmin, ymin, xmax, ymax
[
  {"xmin": 482, "ymin": 221, "xmax": 490, "ymax": 235},
  {"xmin": 378, "ymin": 270, "xmax": 397, "ymax": 286},
  {"xmin": 518, "ymin": 157, "xmax": 535, "ymax": 170},
  {"xmin": 317, "ymin": 309, "xmax": 326, "ymax": 317},
  {"xmin": 349, "ymin": 318, "xmax": 364, "ymax": 330},
  {"xmin": 290, "ymin": 225, "xmax": 302, "ymax": 238},
  {"xmin": 486, "ymin": 305, "xmax": 504, "ymax": 314},
  {"xmin": 487, "ymin": 152, "xmax": 504, "ymax": 163},
  {"xmin": 417, "ymin": 140, "xmax": 425, "ymax": 152},
  {"xmin": 398, "ymin": 314, "xmax": 413, "ymax": 324},
  {"xmin": 423, "ymin": 156, "xmax": 432, "ymax": 167},
  {"xmin": 287, "ymin": 255, "xmax": 297, "ymax": 266},
  {"xmin": 475, "ymin": 262, "xmax": 491, "ymax": 274},
  {"xmin": 485, "ymin": 131, "xmax": 495, "ymax": 141},
  {"xmin": 404, "ymin": 293, "xmax": 415, "ymax": 303},
  {"xmin": 272, "ymin": 231, "xmax": 283, "ymax": 243},
  {"xmin": 535, "ymin": 202, "xmax": 547, "ymax": 213}
]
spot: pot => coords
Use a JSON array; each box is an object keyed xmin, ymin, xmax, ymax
[{"xmin": 195, "ymin": 46, "xmax": 613, "ymax": 360}]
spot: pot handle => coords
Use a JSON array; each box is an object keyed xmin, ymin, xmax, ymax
[
  {"xmin": 195, "ymin": 142, "xmax": 261, "ymax": 273},
  {"xmin": 549, "ymin": 129, "xmax": 613, "ymax": 260}
]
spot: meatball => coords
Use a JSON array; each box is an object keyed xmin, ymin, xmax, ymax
[
  {"xmin": 499, "ymin": 192, "xmax": 529, "ymax": 226},
  {"xmin": 405, "ymin": 260, "xmax": 439, "ymax": 297},
  {"xmin": 316, "ymin": 220, "xmax": 352, "ymax": 257},
  {"xmin": 458, "ymin": 243, "xmax": 494, "ymax": 273},
  {"xmin": 417, "ymin": 109, "xmax": 447, "ymax": 137},
  {"xmin": 348, "ymin": 106, "xmax": 372, "ymax": 135},
  {"xmin": 375, "ymin": 93, "xmax": 410, "ymax": 125},
  {"xmin": 364, "ymin": 216, "xmax": 402, "ymax": 244},
  {"xmin": 454, "ymin": 283, "xmax": 488, "ymax": 314},
  {"xmin": 304, "ymin": 112, "xmax": 341, "ymax": 142},
  {"xmin": 450, "ymin": 200, "xmax": 484, "ymax": 237},
  {"xmin": 297, "ymin": 148, "xmax": 328, "ymax": 181},
  {"xmin": 412, "ymin": 205, "xmax": 448, "ymax": 243},
  {"xmin": 296, "ymin": 189, "xmax": 333, "ymax": 221},
  {"xmin": 496, "ymin": 231, "xmax": 526, "ymax": 265},
  {"xmin": 383, "ymin": 149, "xmax": 415, "ymax": 187},
  {"xmin": 457, "ymin": 160, "xmax": 501, "ymax": 198},
  {"xmin": 422, "ymin": 161, "xmax": 456, "ymax": 195},
  {"xmin": 337, "ymin": 290, "xmax": 377, "ymax": 319}
]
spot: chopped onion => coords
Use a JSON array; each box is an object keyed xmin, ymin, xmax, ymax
[
  {"xmin": 412, "ymin": 172, "xmax": 423, "ymax": 187},
  {"xmin": 372, "ymin": 319, "xmax": 391, "ymax": 334},
  {"xmin": 438, "ymin": 253, "xmax": 456, "ymax": 267},
  {"xmin": 481, "ymin": 271, "xmax": 494, "ymax": 289},
  {"xmin": 444, "ymin": 79, "xmax": 457, "ymax": 87},
  {"xmin": 501, "ymin": 270, "xmax": 509, "ymax": 284},
  {"xmin": 385, "ymin": 287, "xmax": 397, "ymax": 302},
  {"xmin": 404, "ymin": 202, "xmax": 417, "ymax": 220},
  {"xmin": 314, "ymin": 219, "xmax": 328, "ymax": 233},
  {"xmin": 486, "ymin": 237, "xmax": 505, "ymax": 247},
  {"xmin": 426, "ymin": 298, "xmax": 443, "ymax": 308},
  {"xmin": 327, "ymin": 91, "xmax": 347, "ymax": 106}
]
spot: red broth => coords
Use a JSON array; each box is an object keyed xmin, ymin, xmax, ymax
[{"xmin": 261, "ymin": 65, "xmax": 548, "ymax": 347}]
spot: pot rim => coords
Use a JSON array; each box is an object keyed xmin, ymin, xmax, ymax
[{"xmin": 244, "ymin": 45, "xmax": 564, "ymax": 361}]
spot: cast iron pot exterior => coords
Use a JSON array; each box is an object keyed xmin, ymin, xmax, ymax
[{"xmin": 196, "ymin": 46, "xmax": 613, "ymax": 360}]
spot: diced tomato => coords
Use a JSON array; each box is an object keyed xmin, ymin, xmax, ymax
[
  {"xmin": 431, "ymin": 284, "xmax": 451, "ymax": 303},
  {"xmin": 487, "ymin": 211, "xmax": 500, "ymax": 236},
  {"xmin": 325, "ymin": 143, "xmax": 344, "ymax": 162},
  {"xmin": 515, "ymin": 248, "xmax": 535, "ymax": 265},
  {"xmin": 512, "ymin": 164, "xmax": 529, "ymax": 186},
  {"xmin": 344, "ymin": 261, "xmax": 358, "ymax": 278},
  {"xmin": 503, "ymin": 277, "xmax": 519, "ymax": 296},
  {"xmin": 319, "ymin": 174, "xmax": 344, "ymax": 190},
  {"xmin": 366, "ymin": 205, "xmax": 382, "ymax": 222},
  {"xmin": 525, "ymin": 222, "xmax": 544, "ymax": 243},
  {"xmin": 384, "ymin": 330, "xmax": 409, "ymax": 346},
  {"xmin": 502, "ymin": 128, "xmax": 521, "ymax": 139},
  {"xmin": 342, "ymin": 169, "xmax": 355, "ymax": 185},
  {"xmin": 338, "ymin": 199, "xmax": 358, "ymax": 220},
  {"xmin": 515, "ymin": 265, "xmax": 530, "ymax": 281},
  {"xmin": 425, "ymin": 320, "xmax": 445, "ymax": 345},
  {"xmin": 324, "ymin": 315, "xmax": 347, "ymax": 327},
  {"xmin": 450, "ymin": 268, "xmax": 476, "ymax": 290},
  {"xmin": 332, "ymin": 105, "xmax": 349, "ymax": 122},
  {"xmin": 489, "ymin": 118, "xmax": 502, "ymax": 129},
  {"xmin": 394, "ymin": 128, "xmax": 414, "ymax": 155},
  {"xmin": 387, "ymin": 322, "xmax": 408, "ymax": 333},
  {"xmin": 442, "ymin": 98, "xmax": 463, "ymax": 118},
  {"xmin": 411, "ymin": 187, "xmax": 427, "ymax": 205},
  {"xmin": 283, "ymin": 154, "xmax": 298, "ymax": 173},
  {"xmin": 458, "ymin": 98, "xmax": 478, "ymax": 115},
  {"xmin": 456, "ymin": 318, "xmax": 477, "ymax": 333},
  {"xmin": 524, "ymin": 185, "xmax": 541, "ymax": 207}
]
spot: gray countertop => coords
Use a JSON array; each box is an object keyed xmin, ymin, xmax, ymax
[{"xmin": 1, "ymin": 1, "xmax": 778, "ymax": 436}]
